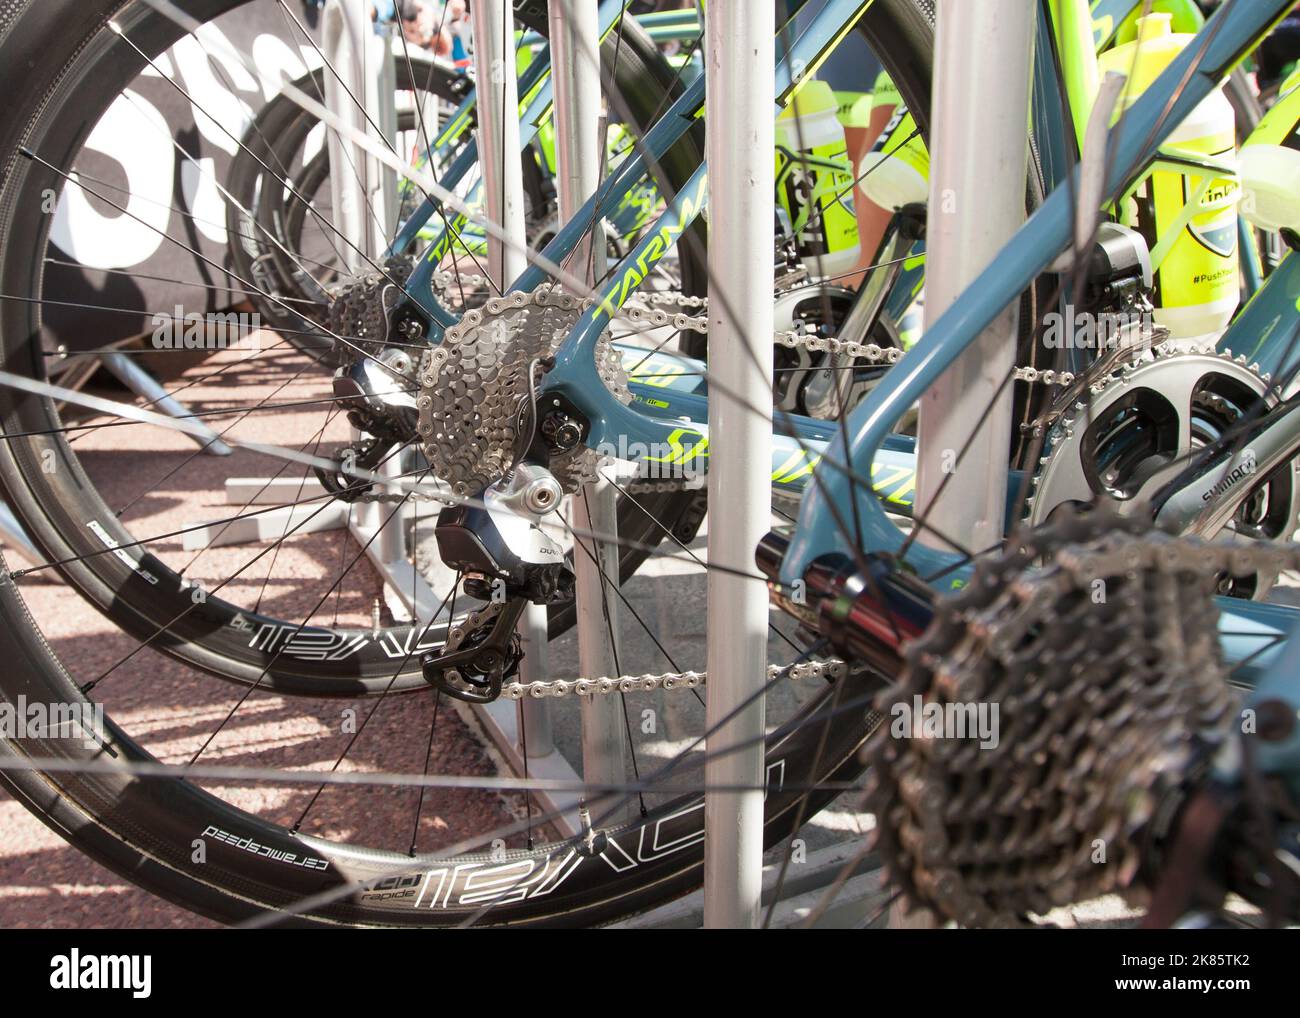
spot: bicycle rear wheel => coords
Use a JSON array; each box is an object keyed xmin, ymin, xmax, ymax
[
  {"xmin": 0, "ymin": 0, "xmax": 705, "ymax": 697},
  {"xmin": 0, "ymin": 0, "xmax": 945, "ymax": 926}
]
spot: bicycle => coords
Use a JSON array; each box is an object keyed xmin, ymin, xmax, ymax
[{"xmin": 0, "ymin": 0, "xmax": 1296, "ymax": 927}]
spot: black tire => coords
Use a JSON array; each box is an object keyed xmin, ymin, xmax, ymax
[
  {"xmin": 224, "ymin": 54, "xmax": 546, "ymax": 346},
  {"xmin": 0, "ymin": 0, "xmax": 943, "ymax": 926},
  {"xmin": 0, "ymin": 0, "xmax": 707, "ymax": 697}
]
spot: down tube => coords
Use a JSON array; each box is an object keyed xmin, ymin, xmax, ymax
[{"xmin": 779, "ymin": 0, "xmax": 1295, "ymax": 588}]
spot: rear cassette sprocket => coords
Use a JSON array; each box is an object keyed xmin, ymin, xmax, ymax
[
  {"xmin": 415, "ymin": 286, "xmax": 630, "ymax": 496},
  {"xmin": 864, "ymin": 509, "xmax": 1238, "ymax": 927}
]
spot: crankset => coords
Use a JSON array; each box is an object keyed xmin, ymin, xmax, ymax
[{"xmin": 1027, "ymin": 344, "xmax": 1298, "ymax": 598}]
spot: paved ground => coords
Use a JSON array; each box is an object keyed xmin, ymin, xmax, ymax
[
  {"xmin": 0, "ymin": 344, "xmax": 531, "ymax": 926},
  {"xmin": 0, "ymin": 337, "xmax": 1286, "ymax": 928},
  {"xmin": 0, "ymin": 339, "xmax": 871, "ymax": 927}
]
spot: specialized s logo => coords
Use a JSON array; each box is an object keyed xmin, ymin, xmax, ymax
[{"xmin": 593, "ymin": 173, "xmax": 708, "ymax": 324}]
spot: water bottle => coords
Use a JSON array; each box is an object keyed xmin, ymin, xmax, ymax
[
  {"xmin": 775, "ymin": 79, "xmax": 861, "ymax": 278},
  {"xmin": 855, "ymin": 71, "xmax": 929, "ymax": 212},
  {"xmin": 1240, "ymin": 69, "xmax": 1300, "ymax": 233},
  {"xmin": 1098, "ymin": 12, "xmax": 1241, "ymax": 343}
]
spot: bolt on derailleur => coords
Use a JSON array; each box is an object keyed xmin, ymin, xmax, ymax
[{"xmin": 420, "ymin": 462, "xmax": 575, "ymax": 702}]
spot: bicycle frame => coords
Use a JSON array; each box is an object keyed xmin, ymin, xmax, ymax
[
  {"xmin": 400, "ymin": 0, "xmax": 906, "ymax": 498},
  {"xmin": 393, "ymin": 0, "xmax": 1297, "ymax": 677},
  {"xmin": 394, "ymin": 0, "xmax": 1281, "ymax": 510},
  {"xmin": 393, "ymin": 0, "xmax": 1261, "ymax": 329},
  {"xmin": 774, "ymin": 0, "xmax": 1299, "ymax": 681},
  {"xmin": 532, "ymin": 0, "xmax": 1296, "ymax": 583}
]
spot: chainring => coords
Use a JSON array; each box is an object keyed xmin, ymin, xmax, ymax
[{"xmin": 1026, "ymin": 343, "xmax": 1298, "ymax": 597}]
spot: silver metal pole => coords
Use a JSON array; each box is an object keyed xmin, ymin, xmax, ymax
[
  {"xmin": 471, "ymin": 0, "xmax": 527, "ymax": 287},
  {"xmin": 549, "ymin": 0, "xmax": 627, "ymax": 813},
  {"xmin": 322, "ymin": 0, "xmax": 425, "ymax": 621},
  {"xmin": 548, "ymin": 0, "xmax": 604, "ymax": 273},
  {"xmin": 571, "ymin": 475, "xmax": 627, "ymax": 804},
  {"xmin": 702, "ymin": 0, "xmax": 774, "ymax": 929},
  {"xmin": 900, "ymin": 0, "xmax": 1037, "ymax": 929},
  {"xmin": 516, "ymin": 611, "xmax": 556, "ymax": 757},
  {"xmin": 322, "ymin": 0, "xmax": 386, "ymax": 267},
  {"xmin": 0, "ymin": 501, "xmax": 41, "ymax": 566},
  {"xmin": 913, "ymin": 0, "xmax": 1037, "ymax": 555},
  {"xmin": 472, "ymin": 0, "xmax": 554, "ymax": 758}
]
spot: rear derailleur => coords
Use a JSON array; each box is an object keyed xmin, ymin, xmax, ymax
[
  {"xmin": 315, "ymin": 259, "xmax": 424, "ymax": 501},
  {"xmin": 420, "ymin": 462, "xmax": 575, "ymax": 703}
]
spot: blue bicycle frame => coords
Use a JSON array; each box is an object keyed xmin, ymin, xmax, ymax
[
  {"xmin": 773, "ymin": 0, "xmax": 1299, "ymax": 682},
  {"xmin": 392, "ymin": 0, "xmax": 1298, "ymax": 682},
  {"xmin": 534, "ymin": 0, "xmax": 1298, "ymax": 683}
]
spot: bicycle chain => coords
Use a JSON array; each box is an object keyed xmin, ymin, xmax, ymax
[
  {"xmin": 438, "ymin": 590, "xmax": 844, "ymax": 699},
  {"xmin": 419, "ymin": 272, "xmax": 1077, "ymax": 389},
  {"xmin": 327, "ymin": 267, "xmax": 1077, "ymax": 508},
  {"xmin": 407, "ymin": 281, "xmax": 1077, "ymax": 497},
  {"xmin": 499, "ymin": 656, "xmax": 845, "ymax": 700},
  {"xmin": 864, "ymin": 510, "xmax": 1300, "ymax": 927}
]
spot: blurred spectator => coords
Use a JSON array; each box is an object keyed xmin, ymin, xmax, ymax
[{"xmin": 301, "ymin": 0, "xmax": 466, "ymax": 60}]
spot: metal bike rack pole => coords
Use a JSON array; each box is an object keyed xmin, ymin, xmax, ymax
[
  {"xmin": 570, "ymin": 472, "xmax": 626, "ymax": 803},
  {"xmin": 549, "ymin": 0, "xmax": 627, "ymax": 814},
  {"xmin": 702, "ymin": 0, "xmax": 775, "ymax": 929},
  {"xmin": 316, "ymin": 1, "xmax": 436, "ymax": 624},
  {"xmin": 321, "ymin": 0, "xmax": 397, "ymax": 266},
  {"xmin": 469, "ymin": 0, "xmax": 587, "ymax": 831},
  {"xmin": 470, "ymin": 0, "xmax": 527, "ymax": 287},
  {"xmin": 912, "ymin": 0, "xmax": 1037, "ymax": 556},
  {"xmin": 900, "ymin": 0, "xmax": 1037, "ymax": 929},
  {"xmin": 0, "ymin": 501, "xmax": 40, "ymax": 567},
  {"xmin": 548, "ymin": 0, "xmax": 604, "ymax": 274},
  {"xmin": 471, "ymin": 0, "xmax": 548, "ymax": 748},
  {"xmin": 99, "ymin": 350, "xmax": 232, "ymax": 456}
]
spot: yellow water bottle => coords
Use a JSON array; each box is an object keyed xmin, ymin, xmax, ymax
[
  {"xmin": 855, "ymin": 70, "xmax": 930, "ymax": 211},
  {"xmin": 1098, "ymin": 12, "xmax": 1241, "ymax": 342},
  {"xmin": 775, "ymin": 79, "xmax": 861, "ymax": 278}
]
